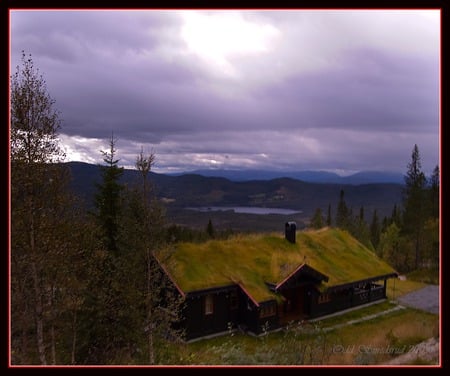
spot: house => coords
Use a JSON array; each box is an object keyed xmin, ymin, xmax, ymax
[{"xmin": 155, "ymin": 224, "xmax": 397, "ymax": 341}]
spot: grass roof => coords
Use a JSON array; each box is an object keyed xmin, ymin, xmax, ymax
[{"xmin": 160, "ymin": 227, "xmax": 396, "ymax": 302}]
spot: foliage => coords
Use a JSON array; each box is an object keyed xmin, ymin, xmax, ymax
[
  {"xmin": 10, "ymin": 52, "xmax": 90, "ymax": 365},
  {"xmin": 374, "ymin": 145, "xmax": 439, "ymax": 274},
  {"xmin": 93, "ymin": 134, "xmax": 124, "ymax": 254},
  {"xmin": 310, "ymin": 208, "xmax": 325, "ymax": 229},
  {"xmin": 407, "ymin": 267, "xmax": 439, "ymax": 285},
  {"xmin": 370, "ymin": 210, "xmax": 381, "ymax": 250},
  {"xmin": 335, "ymin": 189, "xmax": 350, "ymax": 230},
  {"xmin": 402, "ymin": 144, "xmax": 428, "ymax": 269},
  {"xmin": 206, "ymin": 219, "xmax": 215, "ymax": 238}
]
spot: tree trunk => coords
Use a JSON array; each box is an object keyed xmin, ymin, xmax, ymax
[
  {"xmin": 31, "ymin": 260, "xmax": 46, "ymax": 365},
  {"xmin": 30, "ymin": 206, "xmax": 47, "ymax": 365},
  {"xmin": 50, "ymin": 324, "xmax": 56, "ymax": 365},
  {"xmin": 71, "ymin": 311, "xmax": 77, "ymax": 365},
  {"xmin": 147, "ymin": 253, "xmax": 155, "ymax": 364},
  {"xmin": 148, "ymin": 329, "xmax": 154, "ymax": 365},
  {"xmin": 49, "ymin": 285, "xmax": 57, "ymax": 365}
]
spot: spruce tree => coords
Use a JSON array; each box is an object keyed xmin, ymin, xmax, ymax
[
  {"xmin": 326, "ymin": 204, "xmax": 332, "ymax": 227},
  {"xmin": 94, "ymin": 134, "xmax": 124, "ymax": 254},
  {"xmin": 370, "ymin": 210, "xmax": 381, "ymax": 250},
  {"xmin": 206, "ymin": 219, "xmax": 215, "ymax": 238},
  {"xmin": 402, "ymin": 144, "xmax": 427, "ymax": 269},
  {"xmin": 335, "ymin": 189, "xmax": 349, "ymax": 230},
  {"xmin": 430, "ymin": 165, "xmax": 439, "ymax": 219}
]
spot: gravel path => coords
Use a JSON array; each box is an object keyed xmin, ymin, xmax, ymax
[
  {"xmin": 386, "ymin": 285, "xmax": 440, "ymax": 364},
  {"xmin": 397, "ymin": 285, "xmax": 440, "ymax": 314}
]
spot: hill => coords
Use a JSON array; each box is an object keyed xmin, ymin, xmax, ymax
[
  {"xmin": 170, "ymin": 169, "xmax": 405, "ymax": 184},
  {"xmin": 66, "ymin": 162, "xmax": 403, "ymax": 232}
]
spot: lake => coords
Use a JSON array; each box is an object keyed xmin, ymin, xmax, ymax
[{"xmin": 186, "ymin": 206, "xmax": 302, "ymax": 215}]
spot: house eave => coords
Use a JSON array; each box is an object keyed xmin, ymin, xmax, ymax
[
  {"xmin": 325, "ymin": 273, "xmax": 399, "ymax": 293},
  {"xmin": 275, "ymin": 263, "xmax": 329, "ymax": 291}
]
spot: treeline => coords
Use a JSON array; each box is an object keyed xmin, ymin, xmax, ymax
[
  {"xmin": 310, "ymin": 144, "xmax": 439, "ymax": 275},
  {"xmin": 10, "ymin": 53, "xmax": 187, "ymax": 365}
]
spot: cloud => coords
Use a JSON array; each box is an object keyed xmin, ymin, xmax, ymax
[{"xmin": 10, "ymin": 9, "xmax": 440, "ymax": 175}]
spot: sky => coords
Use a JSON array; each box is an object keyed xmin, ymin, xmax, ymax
[{"xmin": 10, "ymin": 9, "xmax": 440, "ymax": 175}]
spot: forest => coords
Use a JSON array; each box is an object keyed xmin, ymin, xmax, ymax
[{"xmin": 10, "ymin": 53, "xmax": 439, "ymax": 365}]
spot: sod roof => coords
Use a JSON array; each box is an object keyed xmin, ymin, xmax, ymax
[{"xmin": 160, "ymin": 227, "xmax": 396, "ymax": 302}]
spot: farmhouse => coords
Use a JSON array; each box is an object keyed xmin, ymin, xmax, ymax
[{"xmin": 156, "ymin": 224, "xmax": 397, "ymax": 341}]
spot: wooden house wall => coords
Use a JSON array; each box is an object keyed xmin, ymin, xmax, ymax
[
  {"xmin": 237, "ymin": 291, "xmax": 259, "ymax": 334},
  {"xmin": 256, "ymin": 301, "xmax": 280, "ymax": 333},
  {"xmin": 183, "ymin": 287, "xmax": 239, "ymax": 340},
  {"xmin": 309, "ymin": 283, "xmax": 387, "ymax": 318}
]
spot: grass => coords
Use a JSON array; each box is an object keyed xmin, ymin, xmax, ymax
[
  {"xmin": 160, "ymin": 305, "xmax": 438, "ymax": 365},
  {"xmin": 407, "ymin": 268, "xmax": 439, "ymax": 285},
  {"xmin": 159, "ymin": 275, "xmax": 438, "ymax": 366},
  {"xmin": 386, "ymin": 278, "xmax": 427, "ymax": 300},
  {"xmin": 313, "ymin": 300, "xmax": 396, "ymax": 327},
  {"xmin": 160, "ymin": 228, "xmax": 396, "ymax": 302},
  {"xmin": 325, "ymin": 308, "xmax": 438, "ymax": 365}
]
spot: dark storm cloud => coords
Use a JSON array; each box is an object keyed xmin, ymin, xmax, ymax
[
  {"xmin": 254, "ymin": 48, "xmax": 439, "ymax": 133},
  {"xmin": 10, "ymin": 10, "xmax": 440, "ymax": 174}
]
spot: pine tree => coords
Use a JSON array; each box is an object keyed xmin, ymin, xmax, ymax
[
  {"xmin": 430, "ymin": 165, "xmax": 439, "ymax": 219},
  {"xmin": 335, "ymin": 189, "xmax": 349, "ymax": 230},
  {"xmin": 391, "ymin": 204, "xmax": 402, "ymax": 227},
  {"xmin": 93, "ymin": 134, "xmax": 124, "ymax": 254},
  {"xmin": 206, "ymin": 219, "xmax": 215, "ymax": 238},
  {"xmin": 326, "ymin": 204, "xmax": 332, "ymax": 227},
  {"xmin": 84, "ymin": 135, "xmax": 127, "ymax": 363},
  {"xmin": 402, "ymin": 144, "xmax": 427, "ymax": 269},
  {"xmin": 370, "ymin": 210, "xmax": 381, "ymax": 250}
]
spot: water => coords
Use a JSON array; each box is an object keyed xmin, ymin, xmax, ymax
[{"xmin": 186, "ymin": 206, "xmax": 302, "ymax": 215}]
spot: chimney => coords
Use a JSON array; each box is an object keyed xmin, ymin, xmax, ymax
[{"xmin": 285, "ymin": 222, "xmax": 296, "ymax": 243}]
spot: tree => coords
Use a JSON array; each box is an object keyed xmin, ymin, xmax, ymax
[
  {"xmin": 370, "ymin": 210, "xmax": 381, "ymax": 250},
  {"xmin": 390, "ymin": 204, "xmax": 402, "ymax": 228},
  {"xmin": 11, "ymin": 52, "xmax": 64, "ymax": 364},
  {"xmin": 402, "ymin": 144, "xmax": 427, "ymax": 269},
  {"xmin": 310, "ymin": 208, "xmax": 324, "ymax": 229},
  {"xmin": 379, "ymin": 223, "xmax": 413, "ymax": 272},
  {"xmin": 352, "ymin": 206, "xmax": 371, "ymax": 249},
  {"xmin": 81, "ymin": 135, "xmax": 131, "ymax": 363},
  {"xmin": 429, "ymin": 165, "xmax": 439, "ymax": 220},
  {"xmin": 93, "ymin": 134, "xmax": 124, "ymax": 254},
  {"xmin": 335, "ymin": 190, "xmax": 350, "ymax": 230},
  {"xmin": 206, "ymin": 219, "xmax": 215, "ymax": 238},
  {"xmin": 11, "ymin": 52, "xmax": 85, "ymax": 364},
  {"xmin": 326, "ymin": 204, "xmax": 332, "ymax": 227},
  {"xmin": 128, "ymin": 148, "xmax": 183, "ymax": 364}
]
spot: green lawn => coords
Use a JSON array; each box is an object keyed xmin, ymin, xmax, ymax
[{"xmin": 386, "ymin": 278, "xmax": 427, "ymax": 300}]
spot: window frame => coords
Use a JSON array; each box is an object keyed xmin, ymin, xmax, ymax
[{"xmin": 204, "ymin": 294, "xmax": 214, "ymax": 315}]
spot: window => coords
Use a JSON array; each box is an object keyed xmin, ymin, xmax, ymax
[
  {"xmin": 318, "ymin": 293, "xmax": 331, "ymax": 304},
  {"xmin": 204, "ymin": 294, "xmax": 214, "ymax": 315},
  {"xmin": 230, "ymin": 291, "xmax": 238, "ymax": 310},
  {"xmin": 260, "ymin": 303, "xmax": 276, "ymax": 318}
]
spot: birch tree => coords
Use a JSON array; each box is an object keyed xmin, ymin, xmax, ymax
[{"xmin": 11, "ymin": 52, "xmax": 84, "ymax": 364}]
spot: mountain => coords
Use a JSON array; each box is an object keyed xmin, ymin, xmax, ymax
[
  {"xmin": 66, "ymin": 162, "xmax": 403, "ymax": 229},
  {"xmin": 170, "ymin": 169, "xmax": 405, "ymax": 185}
]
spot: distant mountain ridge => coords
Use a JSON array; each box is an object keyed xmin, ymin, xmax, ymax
[
  {"xmin": 65, "ymin": 162, "xmax": 404, "ymax": 224},
  {"xmin": 169, "ymin": 169, "xmax": 405, "ymax": 185}
]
